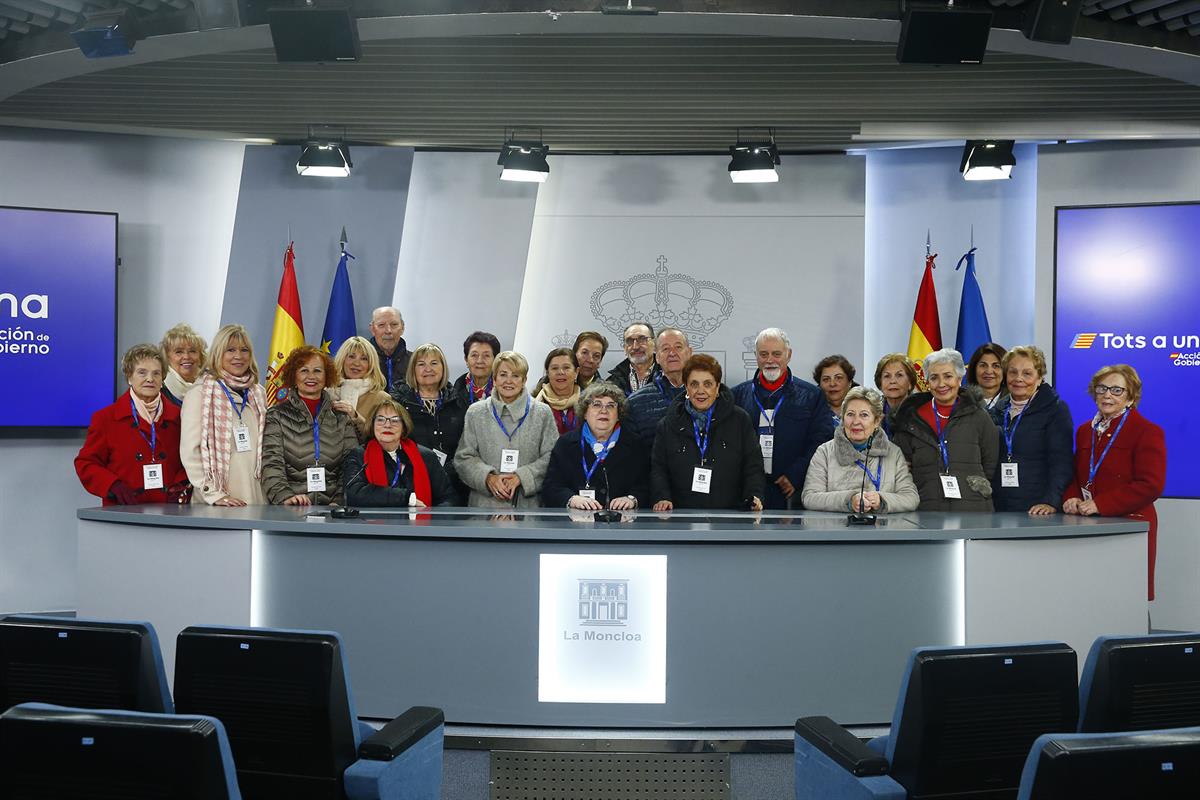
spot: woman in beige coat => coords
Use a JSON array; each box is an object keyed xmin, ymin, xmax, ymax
[
  {"xmin": 331, "ymin": 336, "xmax": 392, "ymax": 441},
  {"xmin": 802, "ymin": 386, "xmax": 919, "ymax": 513}
]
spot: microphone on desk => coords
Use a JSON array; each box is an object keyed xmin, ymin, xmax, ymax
[
  {"xmin": 332, "ymin": 460, "xmax": 371, "ymax": 518},
  {"xmin": 847, "ymin": 431, "xmax": 878, "ymax": 527}
]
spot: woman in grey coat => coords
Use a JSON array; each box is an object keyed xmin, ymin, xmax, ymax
[
  {"xmin": 454, "ymin": 351, "xmax": 560, "ymax": 508},
  {"xmin": 802, "ymin": 387, "xmax": 919, "ymax": 513},
  {"xmin": 891, "ymin": 348, "xmax": 1000, "ymax": 512}
]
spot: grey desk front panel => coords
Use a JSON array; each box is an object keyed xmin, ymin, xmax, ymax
[{"xmin": 256, "ymin": 534, "xmax": 959, "ymax": 727}]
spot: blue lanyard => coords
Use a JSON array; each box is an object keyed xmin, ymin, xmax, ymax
[
  {"xmin": 753, "ymin": 390, "xmax": 785, "ymax": 433},
  {"xmin": 692, "ymin": 407, "xmax": 714, "ymax": 465},
  {"xmin": 310, "ymin": 399, "xmax": 322, "ymax": 464},
  {"xmin": 468, "ymin": 375, "xmax": 492, "ymax": 399},
  {"xmin": 1001, "ymin": 398, "xmax": 1031, "ymax": 461},
  {"xmin": 581, "ymin": 425, "xmax": 620, "ymax": 487},
  {"xmin": 384, "ymin": 356, "xmax": 394, "ymax": 388},
  {"xmin": 218, "ymin": 381, "xmax": 247, "ymax": 420},
  {"xmin": 492, "ymin": 397, "xmax": 532, "ymax": 441},
  {"xmin": 882, "ymin": 401, "xmax": 892, "ymax": 437},
  {"xmin": 128, "ymin": 393, "xmax": 157, "ymax": 462},
  {"xmin": 931, "ymin": 400, "xmax": 957, "ymax": 473},
  {"xmin": 388, "ymin": 451, "xmax": 403, "ymax": 488},
  {"xmin": 557, "ymin": 409, "xmax": 573, "ymax": 429},
  {"xmin": 1088, "ymin": 411, "xmax": 1130, "ymax": 489},
  {"xmin": 855, "ymin": 457, "xmax": 882, "ymax": 491}
]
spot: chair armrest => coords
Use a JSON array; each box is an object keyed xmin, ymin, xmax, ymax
[
  {"xmin": 359, "ymin": 706, "xmax": 444, "ymax": 761},
  {"xmin": 795, "ymin": 716, "xmax": 889, "ymax": 777}
]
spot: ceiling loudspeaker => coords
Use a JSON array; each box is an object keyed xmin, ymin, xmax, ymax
[
  {"xmin": 1022, "ymin": 0, "xmax": 1085, "ymax": 45},
  {"xmin": 268, "ymin": 6, "xmax": 361, "ymax": 63},
  {"xmin": 896, "ymin": 5, "xmax": 993, "ymax": 65}
]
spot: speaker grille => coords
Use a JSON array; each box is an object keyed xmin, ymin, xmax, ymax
[{"xmin": 490, "ymin": 751, "xmax": 730, "ymax": 800}]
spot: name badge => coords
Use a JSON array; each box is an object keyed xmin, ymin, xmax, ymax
[
  {"xmin": 307, "ymin": 466, "xmax": 327, "ymax": 493},
  {"xmin": 234, "ymin": 424, "xmax": 252, "ymax": 452},
  {"xmin": 579, "ymin": 489, "xmax": 597, "ymax": 501},
  {"xmin": 759, "ymin": 434, "xmax": 774, "ymax": 474},
  {"xmin": 940, "ymin": 474, "xmax": 961, "ymax": 499},
  {"xmin": 432, "ymin": 448, "xmax": 448, "ymax": 466},
  {"xmin": 500, "ymin": 448, "xmax": 520, "ymax": 473},
  {"xmin": 692, "ymin": 467, "xmax": 713, "ymax": 494},
  {"xmin": 758, "ymin": 409, "xmax": 776, "ymax": 428},
  {"xmin": 142, "ymin": 463, "xmax": 164, "ymax": 490},
  {"xmin": 1001, "ymin": 462, "xmax": 1020, "ymax": 488},
  {"xmin": 1081, "ymin": 486, "xmax": 1093, "ymax": 502}
]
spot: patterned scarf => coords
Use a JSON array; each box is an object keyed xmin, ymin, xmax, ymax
[
  {"xmin": 1092, "ymin": 406, "xmax": 1128, "ymax": 434},
  {"xmin": 197, "ymin": 371, "xmax": 266, "ymax": 496},
  {"xmin": 129, "ymin": 390, "xmax": 162, "ymax": 425}
]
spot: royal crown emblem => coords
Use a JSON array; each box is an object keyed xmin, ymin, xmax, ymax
[
  {"xmin": 550, "ymin": 329, "xmax": 574, "ymax": 348},
  {"xmin": 589, "ymin": 255, "xmax": 734, "ymax": 348}
]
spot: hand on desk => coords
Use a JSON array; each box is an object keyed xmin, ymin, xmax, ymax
[
  {"xmin": 283, "ymin": 494, "xmax": 312, "ymax": 506},
  {"xmin": 215, "ymin": 495, "xmax": 247, "ymax": 507},
  {"xmin": 653, "ymin": 500, "xmax": 673, "ymax": 512},
  {"xmin": 774, "ymin": 475, "xmax": 795, "ymax": 499},
  {"xmin": 568, "ymin": 495, "xmax": 603, "ymax": 511}
]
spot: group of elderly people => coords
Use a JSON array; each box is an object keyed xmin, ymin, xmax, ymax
[{"xmin": 75, "ymin": 311, "xmax": 1167, "ymax": 595}]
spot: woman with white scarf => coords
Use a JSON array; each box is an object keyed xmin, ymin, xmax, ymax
[
  {"xmin": 180, "ymin": 324, "xmax": 268, "ymax": 506},
  {"xmin": 535, "ymin": 347, "xmax": 581, "ymax": 436},
  {"xmin": 159, "ymin": 323, "xmax": 207, "ymax": 406},
  {"xmin": 331, "ymin": 336, "xmax": 392, "ymax": 441}
]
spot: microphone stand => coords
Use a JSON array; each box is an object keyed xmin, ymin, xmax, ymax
[{"xmin": 847, "ymin": 431, "xmax": 878, "ymax": 526}]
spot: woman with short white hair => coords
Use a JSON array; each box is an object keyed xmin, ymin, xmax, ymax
[
  {"xmin": 801, "ymin": 387, "xmax": 919, "ymax": 513},
  {"xmin": 891, "ymin": 348, "xmax": 999, "ymax": 511}
]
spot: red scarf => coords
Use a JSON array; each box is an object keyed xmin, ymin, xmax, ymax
[
  {"xmin": 758, "ymin": 370, "xmax": 787, "ymax": 392},
  {"xmin": 364, "ymin": 439, "xmax": 431, "ymax": 506}
]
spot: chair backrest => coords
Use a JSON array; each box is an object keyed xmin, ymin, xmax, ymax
[
  {"xmin": 1078, "ymin": 633, "xmax": 1200, "ymax": 732},
  {"xmin": 1017, "ymin": 726, "xmax": 1200, "ymax": 799},
  {"xmin": 0, "ymin": 702, "xmax": 240, "ymax": 799},
  {"xmin": 0, "ymin": 615, "xmax": 172, "ymax": 714},
  {"xmin": 173, "ymin": 626, "xmax": 360, "ymax": 800},
  {"xmin": 887, "ymin": 642, "xmax": 1079, "ymax": 800}
]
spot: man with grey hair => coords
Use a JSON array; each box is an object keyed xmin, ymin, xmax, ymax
[
  {"xmin": 606, "ymin": 321, "xmax": 661, "ymax": 396},
  {"xmin": 367, "ymin": 306, "xmax": 410, "ymax": 394},
  {"xmin": 625, "ymin": 327, "xmax": 692, "ymax": 445},
  {"xmin": 732, "ymin": 327, "xmax": 834, "ymax": 509}
]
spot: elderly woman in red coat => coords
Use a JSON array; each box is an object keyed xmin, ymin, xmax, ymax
[
  {"xmin": 1063, "ymin": 364, "xmax": 1166, "ymax": 600},
  {"xmin": 75, "ymin": 343, "xmax": 191, "ymax": 505}
]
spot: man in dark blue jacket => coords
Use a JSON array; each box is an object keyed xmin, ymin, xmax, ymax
[
  {"xmin": 732, "ymin": 328, "xmax": 834, "ymax": 510},
  {"xmin": 626, "ymin": 328, "xmax": 692, "ymax": 446}
]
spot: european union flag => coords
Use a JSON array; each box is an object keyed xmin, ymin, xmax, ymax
[
  {"xmin": 320, "ymin": 250, "xmax": 356, "ymax": 355},
  {"xmin": 954, "ymin": 246, "xmax": 992, "ymax": 370}
]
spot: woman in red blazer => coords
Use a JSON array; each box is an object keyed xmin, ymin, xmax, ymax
[
  {"xmin": 75, "ymin": 344, "xmax": 191, "ymax": 505},
  {"xmin": 1063, "ymin": 364, "xmax": 1166, "ymax": 600}
]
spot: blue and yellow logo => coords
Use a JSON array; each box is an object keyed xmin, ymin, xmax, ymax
[{"xmin": 1071, "ymin": 333, "xmax": 1098, "ymax": 349}]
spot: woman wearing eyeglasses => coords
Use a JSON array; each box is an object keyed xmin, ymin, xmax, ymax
[
  {"xmin": 1063, "ymin": 364, "xmax": 1166, "ymax": 600},
  {"xmin": 543, "ymin": 382, "xmax": 651, "ymax": 510},
  {"xmin": 343, "ymin": 398, "xmax": 456, "ymax": 507}
]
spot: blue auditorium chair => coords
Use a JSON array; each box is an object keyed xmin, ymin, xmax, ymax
[
  {"xmin": 172, "ymin": 625, "xmax": 444, "ymax": 800},
  {"xmin": 1078, "ymin": 632, "xmax": 1200, "ymax": 733},
  {"xmin": 794, "ymin": 642, "xmax": 1079, "ymax": 800},
  {"xmin": 0, "ymin": 702, "xmax": 240, "ymax": 798},
  {"xmin": 1016, "ymin": 726, "xmax": 1200, "ymax": 798},
  {"xmin": 0, "ymin": 614, "xmax": 172, "ymax": 713}
]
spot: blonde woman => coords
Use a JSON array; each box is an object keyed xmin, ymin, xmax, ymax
[
  {"xmin": 179, "ymin": 324, "xmax": 267, "ymax": 506},
  {"xmin": 331, "ymin": 336, "xmax": 391, "ymax": 440},
  {"xmin": 160, "ymin": 323, "xmax": 208, "ymax": 406}
]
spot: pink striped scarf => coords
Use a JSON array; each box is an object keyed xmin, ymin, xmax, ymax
[{"xmin": 198, "ymin": 371, "xmax": 266, "ymax": 496}]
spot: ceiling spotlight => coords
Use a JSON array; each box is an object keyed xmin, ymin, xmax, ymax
[
  {"xmin": 960, "ymin": 140, "xmax": 1015, "ymax": 181},
  {"xmin": 70, "ymin": 9, "xmax": 143, "ymax": 58},
  {"xmin": 728, "ymin": 128, "xmax": 780, "ymax": 184},
  {"xmin": 498, "ymin": 128, "xmax": 550, "ymax": 183},
  {"xmin": 297, "ymin": 126, "xmax": 352, "ymax": 178}
]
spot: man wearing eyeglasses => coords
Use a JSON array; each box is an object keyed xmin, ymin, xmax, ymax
[{"xmin": 606, "ymin": 321, "xmax": 661, "ymax": 396}]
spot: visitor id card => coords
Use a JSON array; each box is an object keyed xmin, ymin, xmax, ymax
[
  {"xmin": 307, "ymin": 467, "xmax": 327, "ymax": 493},
  {"xmin": 692, "ymin": 467, "xmax": 713, "ymax": 494},
  {"xmin": 940, "ymin": 474, "xmax": 961, "ymax": 499},
  {"xmin": 142, "ymin": 463, "xmax": 163, "ymax": 490},
  {"xmin": 500, "ymin": 449, "xmax": 520, "ymax": 473},
  {"xmin": 759, "ymin": 434, "xmax": 774, "ymax": 474},
  {"xmin": 234, "ymin": 424, "xmax": 252, "ymax": 452},
  {"xmin": 1000, "ymin": 462, "xmax": 1019, "ymax": 488}
]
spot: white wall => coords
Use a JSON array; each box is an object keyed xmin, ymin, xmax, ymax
[
  {"xmin": 518, "ymin": 154, "xmax": 865, "ymax": 382},
  {"xmin": 1035, "ymin": 141, "xmax": 1200, "ymax": 631},
  {"xmin": 393, "ymin": 151, "xmax": 539, "ymax": 359},
  {"xmin": 0, "ymin": 127, "xmax": 245, "ymax": 613},
  {"xmin": 863, "ymin": 144, "xmax": 1038, "ymax": 378}
]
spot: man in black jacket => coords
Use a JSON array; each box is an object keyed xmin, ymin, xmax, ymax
[
  {"xmin": 606, "ymin": 321, "xmax": 661, "ymax": 396},
  {"xmin": 368, "ymin": 306, "xmax": 410, "ymax": 394}
]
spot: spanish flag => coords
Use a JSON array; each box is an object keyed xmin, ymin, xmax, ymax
[
  {"xmin": 907, "ymin": 251, "xmax": 943, "ymax": 388},
  {"xmin": 264, "ymin": 242, "xmax": 305, "ymax": 407}
]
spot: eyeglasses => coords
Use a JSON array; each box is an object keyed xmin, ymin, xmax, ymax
[
  {"xmin": 624, "ymin": 336, "xmax": 650, "ymax": 346},
  {"xmin": 1094, "ymin": 385, "xmax": 1127, "ymax": 397},
  {"xmin": 374, "ymin": 416, "xmax": 404, "ymax": 426},
  {"xmin": 589, "ymin": 401, "xmax": 619, "ymax": 412}
]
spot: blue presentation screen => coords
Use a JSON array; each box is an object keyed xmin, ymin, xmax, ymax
[
  {"xmin": 0, "ymin": 206, "xmax": 117, "ymax": 428},
  {"xmin": 1054, "ymin": 202, "xmax": 1195, "ymax": 499}
]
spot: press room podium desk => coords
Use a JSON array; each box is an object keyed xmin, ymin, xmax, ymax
[{"xmin": 75, "ymin": 506, "xmax": 1147, "ymax": 729}]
